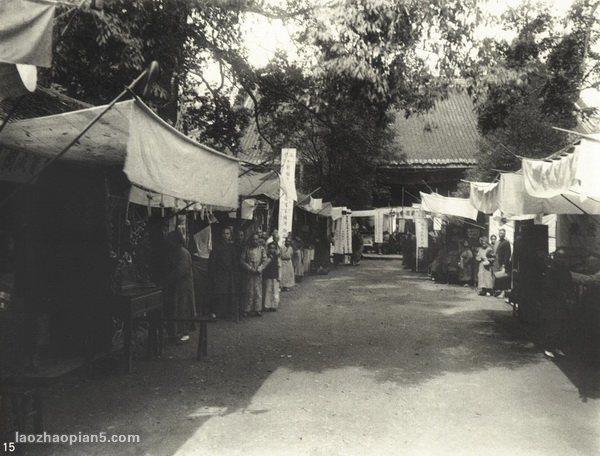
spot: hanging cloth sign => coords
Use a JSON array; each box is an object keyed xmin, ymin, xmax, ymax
[{"xmin": 277, "ymin": 148, "xmax": 297, "ymax": 239}]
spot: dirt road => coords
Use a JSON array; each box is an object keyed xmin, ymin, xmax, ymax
[{"xmin": 24, "ymin": 260, "xmax": 600, "ymax": 455}]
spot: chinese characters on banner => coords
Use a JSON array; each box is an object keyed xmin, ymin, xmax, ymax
[
  {"xmin": 278, "ymin": 148, "xmax": 297, "ymax": 240},
  {"xmin": 414, "ymin": 209, "xmax": 429, "ymax": 271}
]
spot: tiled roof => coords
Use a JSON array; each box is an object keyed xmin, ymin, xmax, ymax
[
  {"xmin": 386, "ymin": 90, "xmax": 479, "ymax": 167},
  {"xmin": 0, "ymin": 87, "xmax": 91, "ymax": 121},
  {"xmin": 237, "ymin": 91, "xmax": 480, "ymax": 168},
  {"xmin": 237, "ymin": 120, "xmax": 277, "ymax": 165}
]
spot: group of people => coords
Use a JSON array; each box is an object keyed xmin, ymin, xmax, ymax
[
  {"xmin": 159, "ymin": 225, "xmax": 310, "ymax": 343},
  {"xmin": 236, "ymin": 228, "xmax": 304, "ymax": 317},
  {"xmin": 430, "ymin": 228, "xmax": 513, "ymax": 297},
  {"xmin": 459, "ymin": 229, "xmax": 513, "ymax": 297}
]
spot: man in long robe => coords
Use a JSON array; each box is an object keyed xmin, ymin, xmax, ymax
[
  {"xmin": 541, "ymin": 248, "xmax": 573, "ymax": 359},
  {"xmin": 208, "ymin": 227, "xmax": 236, "ymax": 319},
  {"xmin": 162, "ymin": 231, "xmax": 196, "ymax": 342},
  {"xmin": 240, "ymin": 233, "xmax": 268, "ymax": 316}
]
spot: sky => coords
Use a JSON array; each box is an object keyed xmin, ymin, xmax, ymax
[
  {"xmin": 240, "ymin": 0, "xmax": 579, "ymax": 68},
  {"xmin": 199, "ymin": 1, "xmax": 597, "ymax": 107}
]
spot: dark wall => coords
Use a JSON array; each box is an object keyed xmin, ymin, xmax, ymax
[
  {"xmin": 375, "ymin": 167, "xmax": 470, "ymax": 207},
  {"xmin": 18, "ymin": 162, "xmax": 113, "ymax": 356}
]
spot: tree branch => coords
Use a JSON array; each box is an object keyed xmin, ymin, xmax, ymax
[{"xmin": 188, "ymin": 0, "xmax": 316, "ymax": 20}]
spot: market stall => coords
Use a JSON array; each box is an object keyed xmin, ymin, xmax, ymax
[{"xmin": 0, "ymin": 97, "xmax": 240, "ymax": 377}]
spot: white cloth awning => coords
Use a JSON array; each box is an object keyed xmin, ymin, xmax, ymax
[
  {"xmin": 469, "ymin": 172, "xmax": 600, "ymax": 217},
  {"xmin": 469, "ymin": 181, "xmax": 500, "ymax": 214},
  {"xmin": 0, "ymin": 0, "xmax": 55, "ymax": 99},
  {"xmin": 238, "ymin": 170, "xmax": 280, "ymax": 199},
  {"xmin": 124, "ymin": 100, "xmax": 239, "ymax": 209},
  {"xmin": 0, "ymin": 0, "xmax": 55, "ymax": 68},
  {"xmin": 0, "ymin": 100, "xmax": 133, "ymax": 164},
  {"xmin": 0, "ymin": 99, "xmax": 240, "ymax": 209},
  {"xmin": 420, "ymin": 192, "xmax": 478, "ymax": 221},
  {"xmin": 522, "ymin": 136, "xmax": 600, "ymax": 199},
  {"xmin": 350, "ymin": 210, "xmax": 376, "ymax": 217},
  {"xmin": 500, "ymin": 172, "xmax": 600, "ymax": 216}
]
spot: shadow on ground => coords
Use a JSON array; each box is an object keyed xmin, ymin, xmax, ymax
[{"xmin": 24, "ymin": 260, "xmax": 600, "ymax": 455}]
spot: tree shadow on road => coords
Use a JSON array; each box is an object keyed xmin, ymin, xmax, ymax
[{"xmin": 27, "ymin": 263, "xmax": 600, "ymax": 455}]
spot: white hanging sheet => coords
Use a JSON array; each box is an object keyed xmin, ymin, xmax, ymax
[
  {"xmin": 124, "ymin": 100, "xmax": 239, "ymax": 210},
  {"xmin": 522, "ymin": 136, "xmax": 600, "ymax": 199},
  {"xmin": 469, "ymin": 181, "xmax": 500, "ymax": 214},
  {"xmin": 420, "ymin": 192, "xmax": 478, "ymax": 221}
]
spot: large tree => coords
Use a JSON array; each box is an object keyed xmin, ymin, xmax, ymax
[
  {"xmin": 236, "ymin": 0, "xmax": 481, "ymax": 206},
  {"xmin": 465, "ymin": 0, "xmax": 600, "ymax": 183},
  {"xmin": 47, "ymin": 0, "xmax": 483, "ymax": 206},
  {"xmin": 47, "ymin": 0, "xmax": 252, "ymax": 152}
]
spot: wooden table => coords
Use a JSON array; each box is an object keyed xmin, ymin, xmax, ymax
[{"xmin": 116, "ymin": 286, "xmax": 163, "ymax": 373}]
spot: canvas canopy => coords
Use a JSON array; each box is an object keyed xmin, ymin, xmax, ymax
[
  {"xmin": 238, "ymin": 168, "xmax": 298, "ymax": 203},
  {"xmin": 469, "ymin": 181, "xmax": 500, "ymax": 214},
  {"xmin": 238, "ymin": 170, "xmax": 280, "ymax": 199},
  {"xmin": 297, "ymin": 200, "xmax": 335, "ymax": 218},
  {"xmin": 124, "ymin": 100, "xmax": 238, "ymax": 209},
  {"xmin": 0, "ymin": 0, "xmax": 54, "ymax": 68},
  {"xmin": 0, "ymin": 0, "xmax": 55, "ymax": 99},
  {"xmin": 469, "ymin": 172, "xmax": 600, "ymax": 216},
  {"xmin": 522, "ymin": 136, "xmax": 600, "ymax": 199},
  {"xmin": 351, "ymin": 210, "xmax": 376, "ymax": 218},
  {"xmin": 0, "ymin": 99, "xmax": 240, "ymax": 209},
  {"xmin": 420, "ymin": 192, "xmax": 478, "ymax": 221},
  {"xmin": 0, "ymin": 100, "xmax": 134, "ymax": 164}
]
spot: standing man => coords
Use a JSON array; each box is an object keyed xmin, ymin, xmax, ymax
[
  {"xmin": 351, "ymin": 223, "xmax": 364, "ymax": 266},
  {"xmin": 162, "ymin": 231, "xmax": 196, "ymax": 343},
  {"xmin": 495, "ymin": 229, "xmax": 512, "ymax": 271},
  {"xmin": 494, "ymin": 228, "xmax": 512, "ymax": 297},
  {"xmin": 208, "ymin": 227, "xmax": 237, "ymax": 320},
  {"xmin": 240, "ymin": 232, "xmax": 269, "ymax": 317},
  {"xmin": 541, "ymin": 248, "xmax": 573, "ymax": 359}
]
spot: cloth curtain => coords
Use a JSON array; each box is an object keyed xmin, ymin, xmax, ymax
[
  {"xmin": 522, "ymin": 138, "xmax": 600, "ymax": 199},
  {"xmin": 0, "ymin": 0, "xmax": 54, "ymax": 67},
  {"xmin": 574, "ymin": 138, "xmax": 600, "ymax": 198},
  {"xmin": 522, "ymin": 151, "xmax": 578, "ymax": 198},
  {"xmin": 193, "ymin": 226, "xmax": 212, "ymax": 260},
  {"xmin": 241, "ymin": 199, "xmax": 256, "ymax": 220},
  {"xmin": 498, "ymin": 172, "xmax": 600, "ymax": 216},
  {"xmin": 469, "ymin": 181, "xmax": 500, "ymax": 214},
  {"xmin": 125, "ymin": 100, "xmax": 239, "ymax": 209},
  {"xmin": 238, "ymin": 171, "xmax": 280, "ymax": 199},
  {"xmin": 310, "ymin": 197, "xmax": 322, "ymax": 211},
  {"xmin": 333, "ymin": 215, "xmax": 352, "ymax": 254},
  {"xmin": 420, "ymin": 192, "xmax": 478, "ymax": 221},
  {"xmin": 330, "ymin": 207, "xmax": 343, "ymax": 221}
]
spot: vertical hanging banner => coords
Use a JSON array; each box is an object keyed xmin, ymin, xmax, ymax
[
  {"xmin": 374, "ymin": 210, "xmax": 384, "ymax": 243},
  {"xmin": 414, "ymin": 208, "xmax": 429, "ymax": 271},
  {"xmin": 278, "ymin": 148, "xmax": 297, "ymax": 240},
  {"xmin": 415, "ymin": 209, "xmax": 429, "ymax": 249}
]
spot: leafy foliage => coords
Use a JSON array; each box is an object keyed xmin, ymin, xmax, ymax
[
  {"xmin": 243, "ymin": 0, "xmax": 481, "ymax": 206},
  {"xmin": 465, "ymin": 0, "xmax": 600, "ymax": 183},
  {"xmin": 46, "ymin": 0, "xmax": 251, "ymax": 152}
]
